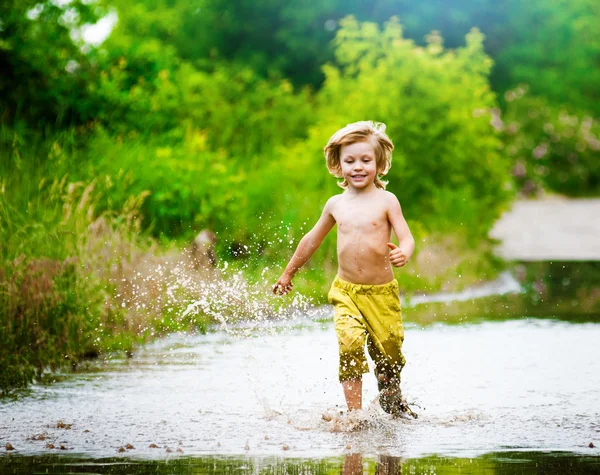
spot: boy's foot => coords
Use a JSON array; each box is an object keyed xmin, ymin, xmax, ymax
[
  {"xmin": 377, "ymin": 374, "xmax": 418, "ymax": 419},
  {"xmin": 324, "ymin": 410, "xmax": 371, "ymax": 432}
]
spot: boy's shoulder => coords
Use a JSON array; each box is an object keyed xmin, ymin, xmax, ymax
[
  {"xmin": 368, "ymin": 189, "xmax": 399, "ymax": 205},
  {"xmin": 382, "ymin": 189, "xmax": 400, "ymax": 203},
  {"xmin": 325, "ymin": 193, "xmax": 344, "ymax": 207}
]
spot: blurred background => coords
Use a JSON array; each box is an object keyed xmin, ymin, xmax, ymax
[{"xmin": 1, "ymin": 0, "xmax": 599, "ymax": 391}]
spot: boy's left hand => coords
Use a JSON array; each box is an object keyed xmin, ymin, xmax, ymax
[{"xmin": 387, "ymin": 243, "xmax": 408, "ymax": 267}]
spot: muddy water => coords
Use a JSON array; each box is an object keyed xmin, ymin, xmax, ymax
[{"xmin": 1, "ymin": 310, "xmax": 599, "ymax": 469}]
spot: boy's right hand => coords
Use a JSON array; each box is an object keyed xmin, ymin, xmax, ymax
[{"xmin": 273, "ymin": 276, "xmax": 294, "ymax": 295}]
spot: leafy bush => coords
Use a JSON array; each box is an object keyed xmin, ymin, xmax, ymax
[
  {"xmin": 80, "ymin": 59, "xmax": 316, "ymax": 238},
  {"xmin": 79, "ymin": 128, "xmax": 245, "ymax": 238},
  {"xmin": 0, "ymin": 132, "xmax": 156, "ymax": 393},
  {"xmin": 0, "ymin": 169, "xmax": 125, "ymax": 393},
  {"xmin": 92, "ymin": 55, "xmax": 315, "ymax": 158},
  {"xmin": 501, "ymin": 87, "xmax": 600, "ymax": 196}
]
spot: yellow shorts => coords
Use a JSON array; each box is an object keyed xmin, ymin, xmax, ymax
[{"xmin": 328, "ymin": 276, "xmax": 406, "ymax": 383}]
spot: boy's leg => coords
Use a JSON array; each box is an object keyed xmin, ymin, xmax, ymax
[
  {"xmin": 367, "ymin": 337, "xmax": 416, "ymax": 418},
  {"xmin": 360, "ymin": 291, "xmax": 416, "ymax": 418},
  {"xmin": 342, "ymin": 378, "xmax": 363, "ymax": 411},
  {"xmin": 367, "ymin": 338, "xmax": 408, "ymax": 414},
  {"xmin": 334, "ymin": 314, "xmax": 369, "ymax": 411},
  {"xmin": 328, "ymin": 279, "xmax": 369, "ymax": 412},
  {"xmin": 363, "ymin": 293, "xmax": 405, "ymax": 393},
  {"xmin": 367, "ymin": 337, "xmax": 403, "ymax": 392}
]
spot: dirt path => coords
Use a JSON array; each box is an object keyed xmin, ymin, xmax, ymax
[{"xmin": 489, "ymin": 197, "xmax": 600, "ymax": 261}]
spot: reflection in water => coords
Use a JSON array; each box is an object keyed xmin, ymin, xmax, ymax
[
  {"xmin": 343, "ymin": 453, "xmax": 402, "ymax": 475},
  {"xmin": 343, "ymin": 453, "xmax": 363, "ymax": 475},
  {"xmin": 1, "ymin": 452, "xmax": 600, "ymax": 474},
  {"xmin": 408, "ymin": 261, "xmax": 600, "ymax": 325},
  {"xmin": 375, "ymin": 455, "xmax": 402, "ymax": 475}
]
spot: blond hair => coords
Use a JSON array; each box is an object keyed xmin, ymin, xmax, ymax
[{"xmin": 324, "ymin": 121, "xmax": 394, "ymax": 189}]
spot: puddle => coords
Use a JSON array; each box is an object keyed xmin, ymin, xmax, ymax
[
  {"xmin": 1, "ymin": 317, "xmax": 598, "ymax": 460},
  {"xmin": 1, "ymin": 262, "xmax": 599, "ymax": 471}
]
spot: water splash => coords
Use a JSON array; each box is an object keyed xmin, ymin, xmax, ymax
[{"xmin": 111, "ymin": 228, "xmax": 321, "ymax": 340}]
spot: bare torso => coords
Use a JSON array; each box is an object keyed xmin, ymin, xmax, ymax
[{"xmin": 330, "ymin": 189, "xmax": 394, "ymax": 285}]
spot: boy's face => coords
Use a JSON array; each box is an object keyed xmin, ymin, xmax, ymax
[{"xmin": 340, "ymin": 139, "xmax": 378, "ymax": 190}]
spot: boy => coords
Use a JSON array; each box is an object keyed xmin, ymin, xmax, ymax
[{"xmin": 273, "ymin": 121, "xmax": 416, "ymax": 418}]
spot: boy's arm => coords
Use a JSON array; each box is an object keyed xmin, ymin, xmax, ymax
[
  {"xmin": 386, "ymin": 192, "xmax": 415, "ymax": 268},
  {"xmin": 273, "ymin": 198, "xmax": 337, "ymax": 295}
]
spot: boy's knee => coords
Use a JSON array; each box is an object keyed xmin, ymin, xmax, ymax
[
  {"xmin": 334, "ymin": 314, "xmax": 369, "ymax": 381},
  {"xmin": 379, "ymin": 347, "xmax": 406, "ymax": 370},
  {"xmin": 335, "ymin": 315, "xmax": 366, "ymax": 354},
  {"xmin": 339, "ymin": 358, "xmax": 368, "ymax": 382},
  {"xmin": 338, "ymin": 346, "xmax": 368, "ymax": 382},
  {"xmin": 338, "ymin": 333, "xmax": 365, "ymax": 355},
  {"xmin": 369, "ymin": 338, "xmax": 406, "ymax": 378}
]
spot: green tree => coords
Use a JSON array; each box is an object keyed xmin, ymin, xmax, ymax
[
  {"xmin": 0, "ymin": 0, "xmax": 105, "ymax": 128},
  {"xmin": 491, "ymin": 0, "xmax": 600, "ymax": 114},
  {"xmin": 103, "ymin": 0, "xmax": 599, "ymax": 116}
]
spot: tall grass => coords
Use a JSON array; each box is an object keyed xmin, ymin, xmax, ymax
[
  {"xmin": 0, "ymin": 130, "xmax": 229, "ymax": 394},
  {"xmin": 0, "ymin": 157, "xmax": 144, "ymax": 391}
]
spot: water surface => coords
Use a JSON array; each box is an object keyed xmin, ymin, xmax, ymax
[{"xmin": 1, "ymin": 313, "xmax": 599, "ymax": 465}]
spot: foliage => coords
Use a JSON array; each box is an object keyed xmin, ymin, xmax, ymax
[
  {"xmin": 501, "ymin": 87, "xmax": 600, "ymax": 196},
  {"xmin": 89, "ymin": 0, "xmax": 600, "ymax": 203},
  {"xmin": 70, "ymin": 60, "xmax": 314, "ymax": 238},
  {"xmin": 490, "ymin": 0, "xmax": 600, "ymax": 115},
  {"xmin": 0, "ymin": 131, "xmax": 199, "ymax": 394},
  {"xmin": 80, "ymin": 129, "xmax": 247, "ymax": 237},
  {"xmin": 103, "ymin": 0, "xmax": 600, "ymax": 116},
  {"xmin": 4, "ymin": 1, "xmax": 598, "ymax": 199},
  {"xmin": 90, "ymin": 59, "xmax": 314, "ymax": 156},
  {"xmin": 0, "ymin": 156, "xmax": 119, "ymax": 391},
  {"xmin": 0, "ymin": 0, "xmax": 106, "ymax": 128}
]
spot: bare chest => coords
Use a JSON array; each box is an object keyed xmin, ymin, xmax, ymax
[{"xmin": 334, "ymin": 204, "xmax": 390, "ymax": 235}]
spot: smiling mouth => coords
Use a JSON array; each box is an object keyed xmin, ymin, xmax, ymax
[{"xmin": 352, "ymin": 175, "xmax": 366, "ymax": 179}]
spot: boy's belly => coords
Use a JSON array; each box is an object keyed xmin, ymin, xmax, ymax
[{"xmin": 336, "ymin": 240, "xmax": 394, "ymax": 285}]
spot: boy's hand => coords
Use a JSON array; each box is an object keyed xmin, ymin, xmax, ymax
[
  {"xmin": 273, "ymin": 276, "xmax": 294, "ymax": 295},
  {"xmin": 387, "ymin": 243, "xmax": 408, "ymax": 267}
]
